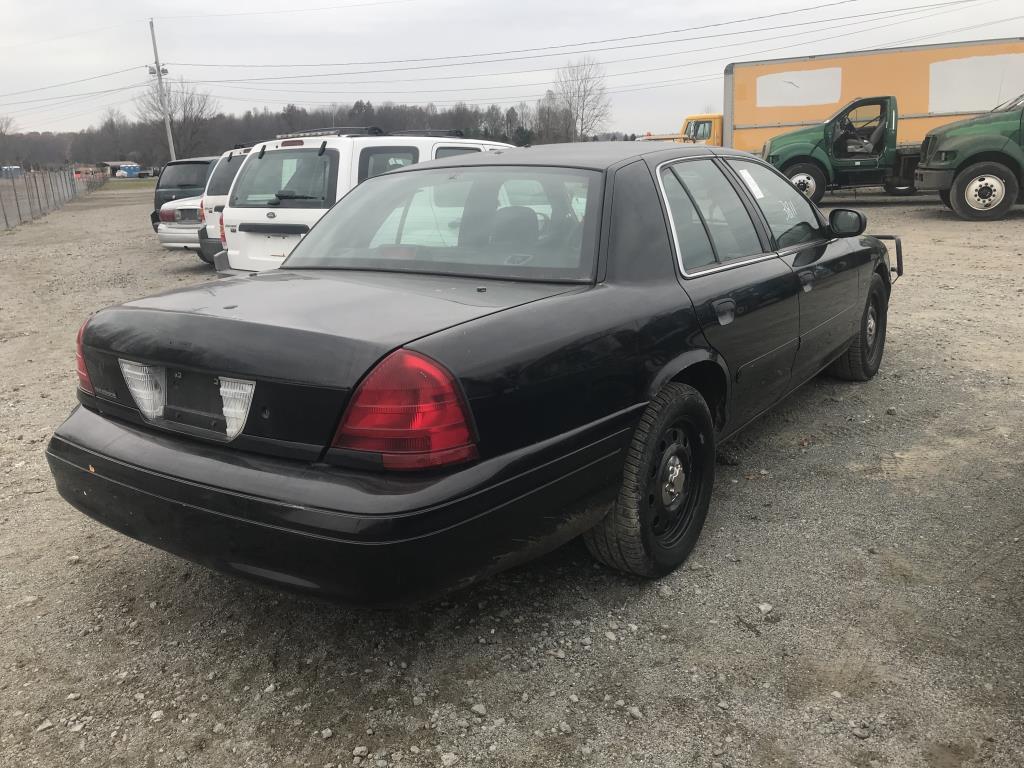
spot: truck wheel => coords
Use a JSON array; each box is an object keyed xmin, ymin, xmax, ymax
[
  {"xmin": 939, "ymin": 190, "xmax": 952, "ymax": 209},
  {"xmin": 828, "ymin": 273, "xmax": 888, "ymax": 382},
  {"xmin": 950, "ymin": 161, "xmax": 1019, "ymax": 221},
  {"xmin": 584, "ymin": 383, "xmax": 715, "ymax": 578},
  {"xmin": 785, "ymin": 163, "xmax": 826, "ymax": 204},
  {"xmin": 883, "ymin": 182, "xmax": 916, "ymax": 196}
]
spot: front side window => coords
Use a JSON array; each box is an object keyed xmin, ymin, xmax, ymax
[
  {"xmin": 666, "ymin": 160, "xmax": 763, "ymax": 262},
  {"xmin": 727, "ymin": 160, "xmax": 825, "ymax": 249},
  {"xmin": 286, "ymin": 166, "xmax": 602, "ymax": 282},
  {"xmin": 694, "ymin": 121, "xmax": 711, "ymax": 140},
  {"xmin": 229, "ymin": 148, "xmax": 338, "ymax": 208},
  {"xmin": 358, "ymin": 146, "xmax": 419, "ymax": 182}
]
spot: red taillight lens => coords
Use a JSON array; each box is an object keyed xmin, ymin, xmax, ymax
[
  {"xmin": 199, "ymin": 196, "xmax": 205, "ymax": 223},
  {"xmin": 75, "ymin": 319, "xmax": 94, "ymax": 394},
  {"xmin": 219, "ymin": 216, "xmax": 226, "ymax": 247},
  {"xmin": 332, "ymin": 349, "xmax": 478, "ymax": 470},
  {"xmin": 158, "ymin": 208, "xmax": 174, "ymax": 222}
]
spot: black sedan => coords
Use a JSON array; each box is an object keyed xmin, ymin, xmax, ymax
[{"xmin": 47, "ymin": 143, "xmax": 901, "ymax": 603}]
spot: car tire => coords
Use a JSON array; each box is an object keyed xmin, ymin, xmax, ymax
[
  {"xmin": 785, "ymin": 162, "xmax": 827, "ymax": 204},
  {"xmin": 949, "ymin": 161, "xmax": 1019, "ymax": 221},
  {"xmin": 939, "ymin": 189, "xmax": 952, "ymax": 209},
  {"xmin": 828, "ymin": 272, "xmax": 888, "ymax": 382},
  {"xmin": 584, "ymin": 383, "xmax": 716, "ymax": 578},
  {"xmin": 883, "ymin": 181, "xmax": 916, "ymax": 196}
]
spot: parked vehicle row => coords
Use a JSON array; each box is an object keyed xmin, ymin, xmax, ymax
[
  {"xmin": 51, "ymin": 142, "xmax": 902, "ymax": 603},
  {"xmin": 152, "ymin": 129, "xmax": 511, "ymax": 268}
]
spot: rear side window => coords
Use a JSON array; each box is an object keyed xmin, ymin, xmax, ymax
[
  {"xmin": 229, "ymin": 148, "xmax": 338, "ymax": 209},
  {"xmin": 158, "ymin": 162, "xmax": 211, "ymax": 189},
  {"xmin": 435, "ymin": 146, "xmax": 481, "ymax": 159},
  {"xmin": 205, "ymin": 153, "xmax": 248, "ymax": 196},
  {"xmin": 726, "ymin": 159, "xmax": 826, "ymax": 249},
  {"xmin": 667, "ymin": 160, "xmax": 762, "ymax": 262},
  {"xmin": 660, "ymin": 169, "xmax": 716, "ymax": 272},
  {"xmin": 358, "ymin": 146, "xmax": 419, "ymax": 182}
]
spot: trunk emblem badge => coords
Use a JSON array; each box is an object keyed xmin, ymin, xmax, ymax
[{"xmin": 266, "ymin": 211, "xmax": 276, "ymax": 218}]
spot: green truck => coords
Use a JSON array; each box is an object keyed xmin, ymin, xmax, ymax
[
  {"xmin": 760, "ymin": 96, "xmax": 921, "ymax": 205},
  {"xmin": 915, "ymin": 93, "xmax": 1024, "ymax": 221}
]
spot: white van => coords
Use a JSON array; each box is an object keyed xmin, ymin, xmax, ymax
[
  {"xmin": 198, "ymin": 146, "xmax": 251, "ymax": 264},
  {"xmin": 216, "ymin": 128, "xmax": 512, "ymax": 273}
]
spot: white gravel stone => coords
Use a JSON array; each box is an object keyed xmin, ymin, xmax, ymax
[
  {"xmin": 440, "ymin": 753, "xmax": 459, "ymax": 766},
  {"xmin": 470, "ymin": 703, "xmax": 487, "ymax": 716}
]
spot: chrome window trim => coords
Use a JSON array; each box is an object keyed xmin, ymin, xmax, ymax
[{"xmin": 655, "ymin": 157, "xmax": 778, "ymax": 279}]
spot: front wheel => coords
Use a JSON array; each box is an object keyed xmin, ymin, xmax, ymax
[
  {"xmin": 584, "ymin": 383, "xmax": 716, "ymax": 577},
  {"xmin": 785, "ymin": 162, "xmax": 827, "ymax": 204},
  {"xmin": 949, "ymin": 161, "xmax": 1019, "ymax": 221},
  {"xmin": 828, "ymin": 272, "xmax": 888, "ymax": 381}
]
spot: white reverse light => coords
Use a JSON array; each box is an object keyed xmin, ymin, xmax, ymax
[
  {"xmin": 119, "ymin": 360, "xmax": 166, "ymax": 420},
  {"xmin": 219, "ymin": 377, "xmax": 255, "ymax": 440}
]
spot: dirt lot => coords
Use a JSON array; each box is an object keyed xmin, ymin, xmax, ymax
[{"xmin": 1, "ymin": 184, "xmax": 1021, "ymax": 768}]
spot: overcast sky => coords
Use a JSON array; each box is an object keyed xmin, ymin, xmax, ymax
[{"xmin": 1, "ymin": 0, "xmax": 1021, "ymax": 135}]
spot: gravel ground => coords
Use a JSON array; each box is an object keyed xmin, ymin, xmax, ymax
[{"xmin": 1, "ymin": 184, "xmax": 1021, "ymax": 768}]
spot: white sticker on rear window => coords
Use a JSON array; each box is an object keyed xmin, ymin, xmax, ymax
[{"xmin": 738, "ymin": 168, "xmax": 765, "ymax": 199}]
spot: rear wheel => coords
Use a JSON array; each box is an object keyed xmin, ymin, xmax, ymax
[
  {"xmin": 785, "ymin": 162, "xmax": 827, "ymax": 204},
  {"xmin": 584, "ymin": 383, "xmax": 715, "ymax": 577},
  {"xmin": 883, "ymin": 181, "xmax": 916, "ymax": 196},
  {"xmin": 828, "ymin": 273, "xmax": 888, "ymax": 381},
  {"xmin": 949, "ymin": 161, "xmax": 1019, "ymax": 221}
]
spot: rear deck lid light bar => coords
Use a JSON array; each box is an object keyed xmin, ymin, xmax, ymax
[{"xmin": 118, "ymin": 360, "xmax": 166, "ymax": 420}]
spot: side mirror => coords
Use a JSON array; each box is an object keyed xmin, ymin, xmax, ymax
[{"xmin": 829, "ymin": 208, "xmax": 867, "ymax": 238}]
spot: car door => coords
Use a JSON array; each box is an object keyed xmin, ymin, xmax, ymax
[
  {"xmin": 657, "ymin": 158, "xmax": 801, "ymax": 429},
  {"xmin": 724, "ymin": 157, "xmax": 867, "ymax": 383},
  {"xmin": 828, "ymin": 99, "xmax": 888, "ymax": 186}
]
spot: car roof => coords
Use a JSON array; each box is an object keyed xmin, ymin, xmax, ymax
[
  {"xmin": 167, "ymin": 156, "xmax": 219, "ymax": 164},
  {"xmin": 389, "ymin": 142, "xmax": 755, "ymax": 172},
  {"xmin": 250, "ymin": 135, "xmax": 511, "ymax": 151}
]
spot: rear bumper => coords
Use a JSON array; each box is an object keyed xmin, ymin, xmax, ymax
[
  {"xmin": 45, "ymin": 406, "xmax": 630, "ymax": 603},
  {"xmin": 157, "ymin": 225, "xmax": 201, "ymax": 250},
  {"xmin": 198, "ymin": 231, "xmax": 223, "ymax": 263},
  {"xmin": 213, "ymin": 249, "xmax": 252, "ymax": 276},
  {"xmin": 914, "ymin": 167, "xmax": 955, "ymax": 191}
]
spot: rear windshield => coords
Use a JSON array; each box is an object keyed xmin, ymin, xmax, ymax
[
  {"xmin": 229, "ymin": 148, "xmax": 338, "ymax": 209},
  {"xmin": 285, "ymin": 166, "xmax": 602, "ymax": 282},
  {"xmin": 206, "ymin": 153, "xmax": 248, "ymax": 196},
  {"xmin": 158, "ymin": 161, "xmax": 213, "ymax": 189}
]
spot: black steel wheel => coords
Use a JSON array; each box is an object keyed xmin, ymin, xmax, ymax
[
  {"xmin": 828, "ymin": 272, "xmax": 888, "ymax": 381},
  {"xmin": 584, "ymin": 382, "xmax": 716, "ymax": 577}
]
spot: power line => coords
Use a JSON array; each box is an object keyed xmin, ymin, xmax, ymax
[
  {"xmin": 0, "ymin": 66, "xmax": 144, "ymax": 99},
  {"xmin": 168, "ymin": 0, "xmax": 858, "ymax": 68},
  {"xmin": 180, "ymin": 1, "xmax": 984, "ymax": 93},
  {"xmin": 154, "ymin": 0, "xmax": 415, "ymax": 19},
  {"xmin": 0, "ymin": 82, "xmax": 151, "ymax": 109}
]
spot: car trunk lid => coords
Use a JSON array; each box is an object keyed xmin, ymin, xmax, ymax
[{"xmin": 80, "ymin": 270, "xmax": 574, "ymax": 459}]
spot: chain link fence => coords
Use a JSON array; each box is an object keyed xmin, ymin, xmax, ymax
[{"xmin": 0, "ymin": 168, "xmax": 106, "ymax": 229}]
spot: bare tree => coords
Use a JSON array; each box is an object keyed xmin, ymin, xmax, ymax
[
  {"xmin": 0, "ymin": 115, "xmax": 14, "ymax": 136},
  {"xmin": 554, "ymin": 57, "xmax": 611, "ymax": 141},
  {"xmin": 136, "ymin": 77, "xmax": 218, "ymax": 158}
]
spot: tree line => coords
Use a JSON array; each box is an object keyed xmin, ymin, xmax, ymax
[{"xmin": 0, "ymin": 58, "xmax": 636, "ymax": 170}]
